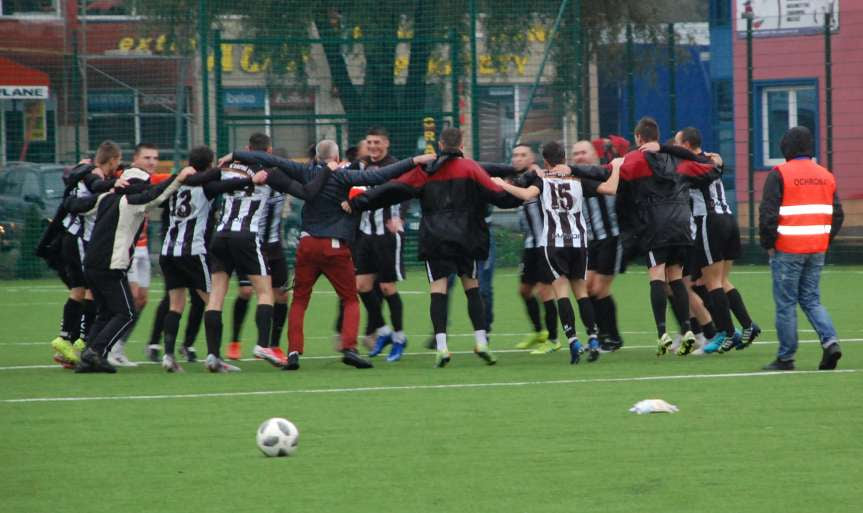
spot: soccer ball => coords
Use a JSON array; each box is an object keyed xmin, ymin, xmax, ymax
[{"xmin": 256, "ymin": 418, "xmax": 299, "ymax": 457}]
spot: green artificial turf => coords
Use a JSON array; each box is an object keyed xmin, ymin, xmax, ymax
[{"xmin": 1, "ymin": 266, "xmax": 861, "ymax": 513}]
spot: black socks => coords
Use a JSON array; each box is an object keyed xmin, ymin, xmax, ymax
[
  {"xmin": 576, "ymin": 297, "xmax": 598, "ymax": 337},
  {"xmin": 430, "ymin": 293, "xmax": 448, "ymax": 335},
  {"xmin": 543, "ymin": 300, "xmax": 559, "ymax": 341},
  {"xmin": 384, "ymin": 293, "xmax": 404, "ymax": 332},
  {"xmin": 271, "ymin": 302, "xmax": 288, "ymax": 348},
  {"xmin": 557, "ymin": 298, "xmax": 577, "ymax": 340},
  {"xmin": 359, "ymin": 291, "xmax": 384, "ymax": 334},
  {"xmin": 62, "ymin": 298, "xmax": 83, "ymax": 341},
  {"xmin": 184, "ymin": 291, "xmax": 205, "ymax": 347},
  {"xmin": 708, "ymin": 288, "xmax": 735, "ymax": 335},
  {"xmin": 524, "ymin": 296, "xmax": 542, "ymax": 332},
  {"xmin": 163, "ymin": 310, "xmax": 181, "ymax": 356},
  {"xmin": 204, "ymin": 310, "xmax": 222, "ymax": 358},
  {"xmin": 81, "ymin": 298, "xmax": 96, "ymax": 341},
  {"xmin": 231, "ymin": 297, "xmax": 249, "ymax": 341},
  {"xmin": 726, "ymin": 288, "xmax": 753, "ymax": 328},
  {"xmin": 465, "ymin": 287, "xmax": 486, "ymax": 331},
  {"xmin": 649, "ymin": 280, "xmax": 668, "ymax": 338},
  {"xmin": 255, "ymin": 304, "xmax": 274, "ymax": 348},
  {"xmin": 150, "ymin": 295, "xmax": 169, "ymax": 346},
  {"xmin": 668, "ymin": 280, "xmax": 691, "ymax": 334}
]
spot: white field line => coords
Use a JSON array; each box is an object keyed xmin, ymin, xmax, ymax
[
  {"xmin": 1, "ymin": 338, "xmax": 860, "ymax": 371},
  {"xmin": 0, "ymin": 369, "xmax": 856, "ymax": 404}
]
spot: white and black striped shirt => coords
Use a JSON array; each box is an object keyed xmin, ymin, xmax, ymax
[
  {"xmin": 690, "ymin": 177, "xmax": 733, "ymax": 217},
  {"xmin": 161, "ymin": 185, "xmax": 212, "ymax": 257},
  {"xmin": 536, "ymin": 176, "xmax": 591, "ymax": 249},
  {"xmin": 583, "ymin": 195, "xmax": 620, "ymax": 242},
  {"xmin": 358, "ymin": 155, "xmax": 403, "ymax": 236},
  {"xmin": 215, "ymin": 164, "xmax": 271, "ymax": 238},
  {"xmin": 259, "ymin": 192, "xmax": 285, "ymax": 244}
]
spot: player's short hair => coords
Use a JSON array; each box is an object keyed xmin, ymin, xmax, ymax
[
  {"xmin": 541, "ymin": 141, "xmax": 566, "ymax": 166},
  {"xmin": 780, "ymin": 126, "xmax": 814, "ymax": 161},
  {"xmin": 316, "ymin": 139, "xmax": 340, "ymax": 161},
  {"xmin": 678, "ymin": 127, "xmax": 702, "ymax": 149},
  {"xmin": 133, "ymin": 142, "xmax": 158, "ymax": 158},
  {"xmin": 95, "ymin": 140, "xmax": 122, "ymax": 166},
  {"xmin": 366, "ymin": 126, "xmax": 389, "ymax": 139},
  {"xmin": 440, "ymin": 127, "xmax": 462, "ymax": 151},
  {"xmin": 345, "ymin": 146, "xmax": 359, "ymax": 162},
  {"xmin": 513, "ymin": 143, "xmax": 534, "ymax": 154},
  {"xmin": 248, "ymin": 132, "xmax": 271, "ymax": 152},
  {"xmin": 634, "ymin": 117, "xmax": 660, "ymax": 143},
  {"xmin": 188, "ymin": 146, "xmax": 215, "ymax": 172}
]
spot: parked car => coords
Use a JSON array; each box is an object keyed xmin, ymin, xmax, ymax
[{"xmin": 0, "ymin": 162, "xmax": 67, "ymax": 253}]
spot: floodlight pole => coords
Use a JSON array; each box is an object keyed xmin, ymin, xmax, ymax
[{"xmin": 744, "ymin": 8, "xmax": 755, "ymax": 246}]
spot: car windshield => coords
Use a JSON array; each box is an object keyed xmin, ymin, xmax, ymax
[{"xmin": 42, "ymin": 169, "xmax": 66, "ymax": 199}]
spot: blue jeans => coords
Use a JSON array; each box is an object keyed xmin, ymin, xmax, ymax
[
  {"xmin": 477, "ymin": 235, "xmax": 496, "ymax": 332},
  {"xmin": 770, "ymin": 251, "xmax": 838, "ymax": 361}
]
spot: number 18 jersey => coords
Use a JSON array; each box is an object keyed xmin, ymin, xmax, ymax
[{"xmin": 161, "ymin": 185, "xmax": 213, "ymax": 257}]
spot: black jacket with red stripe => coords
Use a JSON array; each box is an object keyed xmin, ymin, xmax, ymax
[
  {"xmin": 619, "ymin": 149, "xmax": 719, "ymax": 252},
  {"xmin": 349, "ymin": 152, "xmax": 521, "ymax": 261}
]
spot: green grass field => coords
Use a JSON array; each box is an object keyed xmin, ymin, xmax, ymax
[{"xmin": 1, "ymin": 266, "xmax": 861, "ymax": 513}]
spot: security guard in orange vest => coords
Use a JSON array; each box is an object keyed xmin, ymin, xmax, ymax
[{"xmin": 759, "ymin": 126, "xmax": 844, "ymax": 371}]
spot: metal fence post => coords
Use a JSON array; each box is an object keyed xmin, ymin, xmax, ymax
[
  {"xmin": 744, "ymin": 9, "xmax": 755, "ymax": 245},
  {"xmin": 213, "ymin": 30, "xmax": 225, "ymax": 156},
  {"xmin": 626, "ymin": 23, "xmax": 634, "ymax": 132},
  {"xmin": 668, "ymin": 22, "xmax": 676, "ymax": 135},
  {"xmin": 469, "ymin": 0, "xmax": 479, "ymax": 158},
  {"xmin": 199, "ymin": 0, "xmax": 210, "ymax": 147},
  {"xmin": 573, "ymin": 0, "xmax": 585, "ymax": 139},
  {"xmin": 72, "ymin": 35, "xmax": 81, "ymax": 162},
  {"xmin": 449, "ymin": 28, "xmax": 460, "ymax": 128},
  {"xmin": 824, "ymin": 7, "xmax": 833, "ymax": 172}
]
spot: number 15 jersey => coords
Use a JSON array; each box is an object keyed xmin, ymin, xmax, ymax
[{"xmin": 521, "ymin": 172, "xmax": 601, "ymax": 249}]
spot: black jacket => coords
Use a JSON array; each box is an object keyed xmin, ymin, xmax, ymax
[
  {"xmin": 349, "ymin": 152, "xmax": 523, "ymax": 261},
  {"xmin": 232, "ymin": 151, "xmax": 418, "ymax": 243},
  {"xmin": 758, "ymin": 162, "xmax": 844, "ymax": 250},
  {"xmin": 619, "ymin": 149, "xmax": 719, "ymax": 252}
]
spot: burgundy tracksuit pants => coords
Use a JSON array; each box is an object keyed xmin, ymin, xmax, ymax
[{"xmin": 288, "ymin": 236, "xmax": 359, "ymax": 354}]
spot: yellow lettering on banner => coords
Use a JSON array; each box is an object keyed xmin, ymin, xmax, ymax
[
  {"xmin": 394, "ymin": 56, "xmax": 408, "ymax": 76},
  {"xmin": 155, "ymin": 34, "xmax": 167, "ymax": 53},
  {"xmin": 424, "ymin": 130, "xmax": 436, "ymax": 140},
  {"xmin": 512, "ymin": 55, "xmax": 528, "ymax": 75},
  {"xmin": 479, "ymin": 55, "xmax": 495, "ymax": 75},
  {"xmin": 222, "ymin": 44, "xmax": 234, "ymax": 72},
  {"xmin": 527, "ymin": 25, "xmax": 546, "ymax": 43},
  {"xmin": 397, "ymin": 26, "xmax": 413, "ymax": 39},
  {"xmin": 353, "ymin": 26, "xmax": 363, "ymax": 39},
  {"xmin": 136, "ymin": 37, "xmax": 152, "ymax": 52},
  {"xmin": 241, "ymin": 45, "xmax": 264, "ymax": 73},
  {"xmin": 118, "ymin": 37, "xmax": 134, "ymax": 52}
]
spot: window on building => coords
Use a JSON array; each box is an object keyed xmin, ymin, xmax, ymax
[
  {"xmin": 78, "ymin": 0, "xmax": 133, "ymax": 17},
  {"xmin": 0, "ymin": 0, "xmax": 57, "ymax": 16},
  {"xmin": 758, "ymin": 82, "xmax": 817, "ymax": 168},
  {"xmin": 87, "ymin": 90, "xmax": 136, "ymax": 152}
]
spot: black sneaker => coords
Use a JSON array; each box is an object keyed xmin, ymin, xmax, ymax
[
  {"xmin": 147, "ymin": 344, "xmax": 161, "ymax": 363},
  {"xmin": 600, "ymin": 337, "xmax": 623, "ymax": 353},
  {"xmin": 762, "ymin": 359, "xmax": 795, "ymax": 371},
  {"xmin": 341, "ymin": 349, "xmax": 373, "ymax": 369},
  {"xmin": 75, "ymin": 348, "xmax": 117, "ymax": 374},
  {"xmin": 818, "ymin": 343, "xmax": 842, "ymax": 370},
  {"xmin": 282, "ymin": 351, "xmax": 300, "ymax": 371},
  {"xmin": 179, "ymin": 346, "xmax": 197, "ymax": 363}
]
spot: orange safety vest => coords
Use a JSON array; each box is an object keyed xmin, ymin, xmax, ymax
[{"xmin": 775, "ymin": 159, "xmax": 836, "ymax": 254}]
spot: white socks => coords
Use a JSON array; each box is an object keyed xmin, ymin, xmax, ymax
[
  {"xmin": 474, "ymin": 330, "xmax": 488, "ymax": 351},
  {"xmin": 435, "ymin": 333, "xmax": 448, "ymax": 352}
]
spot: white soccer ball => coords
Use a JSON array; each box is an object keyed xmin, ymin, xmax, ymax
[{"xmin": 256, "ymin": 417, "xmax": 299, "ymax": 457}]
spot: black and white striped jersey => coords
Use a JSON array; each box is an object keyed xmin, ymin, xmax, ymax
[
  {"xmin": 215, "ymin": 163, "xmax": 271, "ymax": 238},
  {"xmin": 358, "ymin": 155, "xmax": 404, "ymax": 235},
  {"xmin": 259, "ymin": 192, "xmax": 285, "ymax": 245},
  {"xmin": 512, "ymin": 173, "xmax": 544, "ymax": 249},
  {"xmin": 161, "ymin": 185, "xmax": 213, "ymax": 257},
  {"xmin": 690, "ymin": 177, "xmax": 733, "ymax": 217},
  {"xmin": 583, "ymin": 195, "xmax": 620, "ymax": 242},
  {"xmin": 536, "ymin": 176, "xmax": 592, "ymax": 249}
]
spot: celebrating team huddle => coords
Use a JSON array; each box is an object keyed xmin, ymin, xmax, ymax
[{"xmin": 39, "ymin": 118, "xmax": 773, "ymax": 374}]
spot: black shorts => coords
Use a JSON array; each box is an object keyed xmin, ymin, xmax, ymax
[
  {"xmin": 519, "ymin": 248, "xmax": 543, "ymax": 285},
  {"xmin": 539, "ymin": 246, "xmax": 588, "ymax": 283},
  {"xmin": 646, "ymin": 246, "xmax": 690, "ymax": 269},
  {"xmin": 587, "ymin": 237, "xmax": 627, "ymax": 276},
  {"xmin": 61, "ymin": 233, "xmax": 87, "ymax": 289},
  {"xmin": 695, "ymin": 214, "xmax": 742, "ymax": 268},
  {"xmin": 160, "ymin": 254, "xmax": 212, "ymax": 293},
  {"xmin": 209, "ymin": 236, "xmax": 268, "ymax": 278},
  {"xmin": 237, "ymin": 243, "xmax": 287, "ymax": 289},
  {"xmin": 353, "ymin": 233, "xmax": 406, "ymax": 283},
  {"xmin": 683, "ymin": 246, "xmax": 702, "ymax": 281},
  {"xmin": 425, "ymin": 256, "xmax": 478, "ymax": 282}
]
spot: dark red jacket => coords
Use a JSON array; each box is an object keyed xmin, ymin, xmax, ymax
[{"xmin": 350, "ymin": 152, "xmax": 520, "ymax": 261}]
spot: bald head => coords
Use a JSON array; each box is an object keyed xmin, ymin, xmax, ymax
[{"xmin": 571, "ymin": 140, "xmax": 599, "ymax": 165}]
